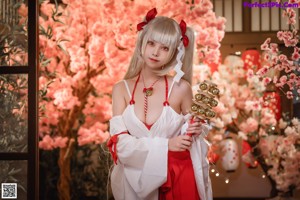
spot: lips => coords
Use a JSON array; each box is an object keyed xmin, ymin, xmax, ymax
[{"xmin": 149, "ymin": 57, "xmax": 159, "ymax": 62}]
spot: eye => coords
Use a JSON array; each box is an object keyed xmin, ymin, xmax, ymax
[
  {"xmin": 147, "ymin": 41, "xmax": 155, "ymax": 46},
  {"xmin": 162, "ymin": 46, "xmax": 169, "ymax": 51}
]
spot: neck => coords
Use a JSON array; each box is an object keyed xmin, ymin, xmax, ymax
[{"xmin": 141, "ymin": 67, "xmax": 161, "ymax": 83}]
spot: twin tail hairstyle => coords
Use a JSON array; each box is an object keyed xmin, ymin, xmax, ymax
[{"xmin": 124, "ymin": 8, "xmax": 195, "ymax": 84}]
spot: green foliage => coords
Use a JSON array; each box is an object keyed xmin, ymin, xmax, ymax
[
  {"xmin": 0, "ymin": 74, "xmax": 28, "ymax": 153},
  {"xmin": 0, "ymin": 16, "xmax": 27, "ymax": 66}
]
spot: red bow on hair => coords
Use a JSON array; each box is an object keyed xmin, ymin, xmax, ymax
[
  {"xmin": 137, "ymin": 8, "xmax": 157, "ymax": 31},
  {"xmin": 179, "ymin": 20, "xmax": 189, "ymax": 47}
]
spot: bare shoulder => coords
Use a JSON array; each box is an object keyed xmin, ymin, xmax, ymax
[
  {"xmin": 171, "ymin": 78, "xmax": 192, "ymax": 95},
  {"xmin": 112, "ymin": 80, "xmax": 127, "ymax": 116},
  {"xmin": 168, "ymin": 77, "xmax": 193, "ymax": 115},
  {"xmin": 112, "ymin": 80, "xmax": 125, "ymax": 93}
]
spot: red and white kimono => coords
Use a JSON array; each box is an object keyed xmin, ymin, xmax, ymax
[{"xmin": 108, "ymin": 79, "xmax": 212, "ymax": 200}]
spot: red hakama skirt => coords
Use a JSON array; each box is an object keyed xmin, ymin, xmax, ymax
[{"xmin": 159, "ymin": 151, "xmax": 200, "ymax": 200}]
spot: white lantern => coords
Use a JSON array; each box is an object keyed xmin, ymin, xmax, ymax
[{"xmin": 220, "ymin": 137, "xmax": 239, "ymax": 172}]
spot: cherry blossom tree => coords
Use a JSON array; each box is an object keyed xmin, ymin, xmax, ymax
[{"xmin": 258, "ymin": 1, "xmax": 300, "ymax": 100}]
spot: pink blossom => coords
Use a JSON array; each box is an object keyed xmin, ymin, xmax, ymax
[
  {"xmin": 213, "ymin": 101, "xmax": 226, "ymax": 114},
  {"xmin": 291, "ymin": 117, "xmax": 300, "ymax": 126},
  {"xmin": 279, "ymin": 119, "xmax": 288, "ymax": 129},
  {"xmin": 292, "ymin": 52, "xmax": 300, "ymax": 61},
  {"xmin": 53, "ymin": 136, "xmax": 69, "ymax": 148},
  {"xmin": 278, "ymin": 54, "xmax": 287, "ymax": 62},
  {"xmin": 53, "ymin": 88, "xmax": 81, "ymax": 110},
  {"xmin": 284, "ymin": 126, "xmax": 296, "ymax": 135},
  {"xmin": 39, "ymin": 76, "xmax": 48, "ymax": 90},
  {"xmin": 256, "ymin": 66, "xmax": 269, "ymax": 76},
  {"xmin": 221, "ymin": 113, "xmax": 233, "ymax": 124},
  {"xmin": 277, "ymin": 31, "xmax": 284, "ymax": 40},
  {"xmin": 246, "ymin": 69, "xmax": 254, "ymax": 79},
  {"xmin": 246, "ymin": 117, "xmax": 259, "ymax": 132},
  {"xmin": 39, "ymin": 135, "xmax": 54, "ymax": 150},
  {"xmin": 238, "ymin": 131, "xmax": 248, "ymax": 140},
  {"xmin": 263, "ymin": 77, "xmax": 272, "ymax": 86},
  {"xmin": 245, "ymin": 100, "xmax": 261, "ymax": 111},
  {"xmin": 261, "ymin": 108, "xmax": 277, "ymax": 126},
  {"xmin": 77, "ymin": 122, "xmax": 110, "ymax": 146},
  {"xmin": 40, "ymin": 1, "xmax": 55, "ymax": 17},
  {"xmin": 261, "ymin": 38, "xmax": 270, "ymax": 50},
  {"xmin": 211, "ymin": 118, "xmax": 224, "ymax": 129},
  {"xmin": 39, "ymin": 102, "xmax": 60, "ymax": 127},
  {"xmin": 279, "ymin": 75, "xmax": 288, "ymax": 84}
]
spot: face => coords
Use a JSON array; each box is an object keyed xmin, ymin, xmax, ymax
[{"xmin": 142, "ymin": 40, "xmax": 170, "ymax": 69}]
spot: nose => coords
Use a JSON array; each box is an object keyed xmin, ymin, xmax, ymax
[{"xmin": 152, "ymin": 46, "xmax": 160, "ymax": 57}]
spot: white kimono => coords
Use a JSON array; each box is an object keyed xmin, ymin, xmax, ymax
[{"xmin": 109, "ymin": 80, "xmax": 212, "ymax": 200}]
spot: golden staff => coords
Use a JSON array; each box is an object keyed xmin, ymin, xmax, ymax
[{"xmin": 188, "ymin": 80, "xmax": 220, "ymax": 136}]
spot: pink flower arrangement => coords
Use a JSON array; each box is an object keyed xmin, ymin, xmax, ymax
[
  {"xmin": 196, "ymin": 51, "xmax": 299, "ymax": 192},
  {"xmin": 258, "ymin": 3, "xmax": 299, "ymax": 100},
  {"xmin": 259, "ymin": 117, "xmax": 300, "ymax": 192}
]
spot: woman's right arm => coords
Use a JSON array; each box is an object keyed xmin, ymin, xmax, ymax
[{"xmin": 112, "ymin": 81, "xmax": 127, "ymax": 117}]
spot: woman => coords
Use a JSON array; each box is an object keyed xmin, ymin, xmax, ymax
[{"xmin": 107, "ymin": 8, "xmax": 212, "ymax": 200}]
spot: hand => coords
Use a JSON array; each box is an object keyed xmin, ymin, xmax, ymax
[
  {"xmin": 186, "ymin": 117, "xmax": 205, "ymax": 137},
  {"xmin": 168, "ymin": 135, "xmax": 192, "ymax": 151}
]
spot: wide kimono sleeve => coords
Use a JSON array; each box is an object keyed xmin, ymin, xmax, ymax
[{"xmin": 109, "ymin": 115, "xmax": 169, "ymax": 200}]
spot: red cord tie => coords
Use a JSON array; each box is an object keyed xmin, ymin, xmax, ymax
[{"xmin": 107, "ymin": 132, "xmax": 128, "ymax": 164}]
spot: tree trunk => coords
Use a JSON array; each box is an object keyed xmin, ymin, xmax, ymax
[{"xmin": 57, "ymin": 147, "xmax": 71, "ymax": 200}]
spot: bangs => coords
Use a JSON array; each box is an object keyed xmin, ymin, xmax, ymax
[{"xmin": 148, "ymin": 25, "xmax": 179, "ymax": 48}]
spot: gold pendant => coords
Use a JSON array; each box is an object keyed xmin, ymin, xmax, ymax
[{"xmin": 145, "ymin": 88, "xmax": 153, "ymax": 96}]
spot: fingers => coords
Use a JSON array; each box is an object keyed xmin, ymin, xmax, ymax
[
  {"xmin": 168, "ymin": 135, "xmax": 193, "ymax": 151},
  {"xmin": 187, "ymin": 118, "xmax": 204, "ymax": 136},
  {"xmin": 186, "ymin": 126, "xmax": 202, "ymax": 136},
  {"xmin": 178, "ymin": 135, "xmax": 192, "ymax": 150},
  {"xmin": 189, "ymin": 121, "xmax": 202, "ymax": 128}
]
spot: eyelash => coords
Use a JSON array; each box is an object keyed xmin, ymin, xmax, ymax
[
  {"xmin": 162, "ymin": 47, "xmax": 169, "ymax": 51},
  {"xmin": 147, "ymin": 41, "xmax": 154, "ymax": 45},
  {"xmin": 147, "ymin": 41, "xmax": 169, "ymax": 51}
]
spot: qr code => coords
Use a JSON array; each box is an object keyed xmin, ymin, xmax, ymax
[{"xmin": 1, "ymin": 183, "xmax": 17, "ymax": 199}]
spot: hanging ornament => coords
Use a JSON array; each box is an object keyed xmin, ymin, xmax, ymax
[
  {"xmin": 263, "ymin": 89, "xmax": 281, "ymax": 121},
  {"xmin": 241, "ymin": 140, "xmax": 258, "ymax": 168},
  {"xmin": 241, "ymin": 48, "xmax": 261, "ymax": 72},
  {"xmin": 220, "ymin": 137, "xmax": 239, "ymax": 172}
]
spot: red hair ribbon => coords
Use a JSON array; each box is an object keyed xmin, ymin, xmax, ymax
[
  {"xmin": 179, "ymin": 20, "xmax": 189, "ymax": 47},
  {"xmin": 137, "ymin": 8, "xmax": 157, "ymax": 31}
]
